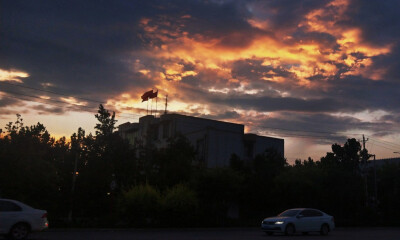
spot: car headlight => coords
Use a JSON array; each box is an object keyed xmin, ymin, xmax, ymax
[{"xmin": 275, "ymin": 221, "xmax": 285, "ymax": 224}]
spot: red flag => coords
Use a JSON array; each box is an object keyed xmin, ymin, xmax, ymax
[
  {"xmin": 141, "ymin": 90, "xmax": 153, "ymax": 102},
  {"xmin": 149, "ymin": 90, "xmax": 158, "ymax": 99}
]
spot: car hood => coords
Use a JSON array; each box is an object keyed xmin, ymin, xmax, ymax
[{"xmin": 263, "ymin": 216, "xmax": 293, "ymax": 222}]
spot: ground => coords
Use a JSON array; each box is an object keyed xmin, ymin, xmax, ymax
[{"xmin": 11, "ymin": 227, "xmax": 400, "ymax": 240}]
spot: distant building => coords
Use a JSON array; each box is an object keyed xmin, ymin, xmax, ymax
[
  {"xmin": 370, "ymin": 157, "xmax": 400, "ymax": 167},
  {"xmin": 118, "ymin": 113, "xmax": 284, "ymax": 168}
]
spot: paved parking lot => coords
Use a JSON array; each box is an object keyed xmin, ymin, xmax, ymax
[{"xmin": 5, "ymin": 227, "xmax": 400, "ymax": 240}]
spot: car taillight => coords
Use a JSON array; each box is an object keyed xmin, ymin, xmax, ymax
[{"xmin": 42, "ymin": 213, "xmax": 48, "ymax": 218}]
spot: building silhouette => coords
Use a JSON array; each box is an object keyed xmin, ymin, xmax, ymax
[{"xmin": 118, "ymin": 113, "xmax": 284, "ymax": 168}]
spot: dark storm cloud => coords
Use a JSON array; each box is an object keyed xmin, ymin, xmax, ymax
[
  {"xmin": 370, "ymin": 45, "xmax": 400, "ymax": 83},
  {"xmin": 324, "ymin": 75, "xmax": 400, "ymax": 112},
  {"xmin": 256, "ymin": 112, "xmax": 357, "ymax": 140},
  {"xmin": 199, "ymin": 110, "xmax": 241, "ymax": 120},
  {"xmin": 248, "ymin": 0, "xmax": 331, "ymax": 30},
  {"xmin": 337, "ymin": 0, "xmax": 400, "ymax": 89},
  {"xmin": 0, "ymin": 0, "xmax": 161, "ymax": 102},
  {"xmin": 180, "ymin": 1, "xmax": 262, "ymax": 48},
  {"xmin": 380, "ymin": 113, "xmax": 400, "ymax": 124},
  {"xmin": 227, "ymin": 57, "xmax": 396, "ymax": 114},
  {"xmin": 252, "ymin": 111, "xmax": 397, "ymax": 144},
  {"xmin": 0, "ymin": 95, "xmax": 22, "ymax": 108},
  {"xmin": 2, "ymin": 0, "xmax": 400, "ymax": 140},
  {"xmin": 0, "ymin": 0, "xmax": 263, "ymax": 107},
  {"xmin": 231, "ymin": 58, "xmax": 295, "ymax": 80},
  {"xmin": 32, "ymin": 105, "xmax": 65, "ymax": 115},
  {"xmin": 183, "ymin": 71, "xmax": 399, "ymax": 116},
  {"xmin": 289, "ymin": 30, "xmax": 340, "ymax": 52},
  {"xmin": 212, "ymin": 94, "xmax": 357, "ymax": 113},
  {"xmin": 177, "ymin": 54, "xmax": 400, "ymax": 116},
  {"xmin": 340, "ymin": 0, "xmax": 400, "ymax": 45},
  {"xmin": 180, "ymin": 69, "xmax": 240, "ymax": 91}
]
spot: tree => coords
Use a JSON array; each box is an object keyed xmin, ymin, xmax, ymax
[
  {"xmin": 95, "ymin": 104, "xmax": 117, "ymax": 137},
  {"xmin": 147, "ymin": 134, "xmax": 195, "ymax": 188},
  {"xmin": 0, "ymin": 115, "xmax": 60, "ymax": 214},
  {"xmin": 320, "ymin": 138, "xmax": 364, "ymax": 171},
  {"xmin": 238, "ymin": 149, "xmax": 287, "ymax": 220},
  {"xmin": 72, "ymin": 105, "xmax": 137, "ymax": 221},
  {"xmin": 192, "ymin": 168, "xmax": 243, "ymax": 226}
]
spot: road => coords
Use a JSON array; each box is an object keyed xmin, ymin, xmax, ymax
[{"xmin": 8, "ymin": 227, "xmax": 400, "ymax": 240}]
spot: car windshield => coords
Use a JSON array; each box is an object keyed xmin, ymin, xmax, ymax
[{"xmin": 278, "ymin": 209, "xmax": 301, "ymax": 217}]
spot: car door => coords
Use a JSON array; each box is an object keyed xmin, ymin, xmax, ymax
[
  {"xmin": 305, "ymin": 209, "xmax": 324, "ymax": 231},
  {"xmin": 296, "ymin": 210, "xmax": 314, "ymax": 231},
  {"xmin": 0, "ymin": 200, "xmax": 23, "ymax": 234}
]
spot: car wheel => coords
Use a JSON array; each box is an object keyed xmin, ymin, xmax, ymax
[
  {"xmin": 320, "ymin": 224, "xmax": 329, "ymax": 236},
  {"xmin": 9, "ymin": 223, "xmax": 29, "ymax": 240},
  {"xmin": 285, "ymin": 224, "xmax": 295, "ymax": 236}
]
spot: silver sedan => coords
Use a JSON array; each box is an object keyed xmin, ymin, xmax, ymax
[{"xmin": 261, "ymin": 208, "xmax": 335, "ymax": 236}]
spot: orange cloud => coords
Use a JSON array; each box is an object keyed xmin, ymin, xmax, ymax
[
  {"xmin": 0, "ymin": 68, "xmax": 29, "ymax": 83},
  {"xmin": 110, "ymin": 1, "xmax": 394, "ymax": 116},
  {"xmin": 61, "ymin": 97, "xmax": 87, "ymax": 106}
]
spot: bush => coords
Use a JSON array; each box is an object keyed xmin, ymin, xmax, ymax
[
  {"xmin": 119, "ymin": 184, "xmax": 161, "ymax": 226},
  {"xmin": 162, "ymin": 184, "xmax": 198, "ymax": 226}
]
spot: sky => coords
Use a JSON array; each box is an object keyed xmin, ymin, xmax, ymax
[{"xmin": 1, "ymin": 0, "xmax": 400, "ymax": 162}]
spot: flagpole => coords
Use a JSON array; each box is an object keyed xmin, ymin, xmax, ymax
[{"xmin": 164, "ymin": 94, "xmax": 168, "ymax": 115}]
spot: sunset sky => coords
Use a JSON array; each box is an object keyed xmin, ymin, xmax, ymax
[{"xmin": 1, "ymin": 0, "xmax": 400, "ymax": 162}]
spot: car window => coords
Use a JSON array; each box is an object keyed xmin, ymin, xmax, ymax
[
  {"xmin": 300, "ymin": 209, "xmax": 323, "ymax": 217},
  {"xmin": 278, "ymin": 209, "xmax": 301, "ymax": 217},
  {"xmin": 0, "ymin": 200, "xmax": 22, "ymax": 212}
]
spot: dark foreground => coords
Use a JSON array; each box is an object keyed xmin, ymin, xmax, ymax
[{"xmin": 8, "ymin": 227, "xmax": 400, "ymax": 240}]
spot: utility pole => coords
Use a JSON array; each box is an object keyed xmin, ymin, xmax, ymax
[
  {"xmin": 361, "ymin": 134, "xmax": 369, "ymax": 206},
  {"xmin": 362, "ymin": 134, "xmax": 369, "ymax": 162},
  {"xmin": 370, "ymin": 154, "xmax": 377, "ymax": 206}
]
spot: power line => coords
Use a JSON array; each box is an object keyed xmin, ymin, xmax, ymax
[
  {"xmin": 369, "ymin": 137, "xmax": 400, "ymax": 148},
  {"xmin": 368, "ymin": 139, "xmax": 399, "ymax": 152},
  {"xmin": 262, "ymin": 130, "xmax": 399, "ymax": 152}
]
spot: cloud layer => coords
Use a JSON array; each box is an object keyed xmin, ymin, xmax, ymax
[{"xmin": 1, "ymin": 0, "xmax": 399, "ymax": 160}]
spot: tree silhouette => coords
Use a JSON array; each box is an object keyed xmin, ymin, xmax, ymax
[{"xmin": 95, "ymin": 104, "xmax": 117, "ymax": 137}]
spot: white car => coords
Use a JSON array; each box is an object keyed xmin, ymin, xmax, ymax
[
  {"xmin": 261, "ymin": 208, "xmax": 335, "ymax": 236},
  {"xmin": 0, "ymin": 199, "xmax": 48, "ymax": 239}
]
